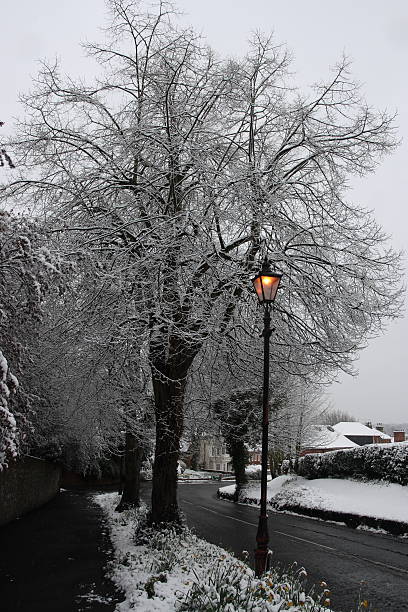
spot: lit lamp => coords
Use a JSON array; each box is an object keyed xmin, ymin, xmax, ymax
[
  {"xmin": 252, "ymin": 260, "xmax": 282, "ymax": 305},
  {"xmin": 251, "ymin": 257, "xmax": 282, "ymax": 577}
]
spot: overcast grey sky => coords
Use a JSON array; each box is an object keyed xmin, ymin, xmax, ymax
[{"xmin": 2, "ymin": 1, "xmax": 407, "ymax": 423}]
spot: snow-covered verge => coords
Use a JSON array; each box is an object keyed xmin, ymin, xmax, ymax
[
  {"xmin": 95, "ymin": 492, "xmax": 336, "ymax": 611},
  {"xmin": 219, "ymin": 476, "xmax": 408, "ymax": 534}
]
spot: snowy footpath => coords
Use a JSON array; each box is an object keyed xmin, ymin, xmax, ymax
[{"xmin": 218, "ymin": 475, "xmax": 408, "ymax": 534}]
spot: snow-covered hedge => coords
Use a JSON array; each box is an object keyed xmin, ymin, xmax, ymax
[{"xmin": 298, "ymin": 443, "xmax": 408, "ymax": 485}]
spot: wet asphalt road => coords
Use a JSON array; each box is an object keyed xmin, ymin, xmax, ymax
[
  {"xmin": 149, "ymin": 481, "xmax": 408, "ymax": 612},
  {"xmin": 0, "ymin": 490, "xmax": 122, "ymax": 612}
]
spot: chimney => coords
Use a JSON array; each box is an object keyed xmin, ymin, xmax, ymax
[
  {"xmin": 365, "ymin": 421, "xmax": 372, "ymax": 429},
  {"xmin": 394, "ymin": 431, "xmax": 406, "ymax": 443},
  {"xmin": 376, "ymin": 424, "xmax": 384, "ymax": 432}
]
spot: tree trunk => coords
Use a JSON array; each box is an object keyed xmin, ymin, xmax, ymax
[
  {"xmin": 229, "ymin": 439, "xmax": 248, "ymax": 503},
  {"xmin": 269, "ymin": 449, "xmax": 284, "ymax": 479},
  {"xmin": 190, "ymin": 447, "xmax": 199, "ymax": 471},
  {"xmin": 150, "ymin": 374, "xmax": 186, "ymax": 525},
  {"xmin": 118, "ymin": 453, "xmax": 124, "ymax": 495},
  {"xmin": 115, "ymin": 431, "xmax": 143, "ymax": 512},
  {"xmin": 189, "ymin": 431, "xmax": 200, "ymax": 470},
  {"xmin": 294, "ymin": 410, "xmax": 304, "ymax": 473}
]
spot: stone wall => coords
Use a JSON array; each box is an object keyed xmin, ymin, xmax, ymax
[{"xmin": 0, "ymin": 456, "xmax": 61, "ymax": 526}]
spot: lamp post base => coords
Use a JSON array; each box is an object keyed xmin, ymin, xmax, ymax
[{"xmin": 255, "ymin": 515, "xmax": 269, "ymax": 577}]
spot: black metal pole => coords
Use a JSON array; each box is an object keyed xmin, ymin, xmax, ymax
[{"xmin": 254, "ymin": 304, "xmax": 271, "ymax": 577}]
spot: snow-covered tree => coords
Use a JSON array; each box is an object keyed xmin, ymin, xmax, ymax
[
  {"xmin": 28, "ymin": 244, "xmax": 154, "ymax": 490},
  {"xmin": 0, "ymin": 350, "xmax": 18, "ymax": 469},
  {"xmin": 0, "ymin": 211, "xmax": 62, "ymax": 468},
  {"xmin": 0, "ymin": 121, "xmax": 14, "ymax": 169},
  {"xmin": 267, "ymin": 381, "xmax": 328, "ymax": 471},
  {"xmin": 2, "ymin": 0, "xmax": 403, "ymax": 523},
  {"xmin": 213, "ymin": 388, "xmax": 261, "ymax": 499},
  {"xmin": 322, "ymin": 408, "xmax": 356, "ymax": 426}
]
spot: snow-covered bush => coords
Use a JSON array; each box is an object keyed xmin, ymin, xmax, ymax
[
  {"xmin": 246, "ymin": 465, "xmax": 262, "ymax": 480},
  {"xmin": 298, "ymin": 443, "xmax": 408, "ymax": 485},
  {"xmin": 180, "ymin": 557, "xmax": 330, "ymax": 611},
  {"xmin": 0, "ymin": 350, "xmax": 18, "ymax": 469}
]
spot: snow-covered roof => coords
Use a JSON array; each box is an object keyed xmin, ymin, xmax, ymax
[
  {"xmin": 333, "ymin": 421, "xmax": 391, "ymax": 439},
  {"xmin": 303, "ymin": 425, "xmax": 359, "ymax": 450}
]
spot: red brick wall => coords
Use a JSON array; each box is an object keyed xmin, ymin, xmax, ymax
[
  {"xmin": 300, "ymin": 447, "xmax": 350, "ymax": 457},
  {"xmin": 373, "ymin": 436, "xmax": 391, "ymax": 444}
]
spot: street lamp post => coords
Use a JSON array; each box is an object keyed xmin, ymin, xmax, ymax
[{"xmin": 252, "ymin": 257, "xmax": 282, "ymax": 577}]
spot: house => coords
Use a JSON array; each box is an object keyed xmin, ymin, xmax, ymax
[
  {"xmin": 197, "ymin": 435, "xmax": 233, "ymax": 472},
  {"xmin": 300, "ymin": 425, "xmax": 359, "ymax": 456},
  {"xmin": 332, "ymin": 422, "xmax": 392, "ymax": 446},
  {"xmin": 248, "ymin": 448, "xmax": 262, "ymax": 464}
]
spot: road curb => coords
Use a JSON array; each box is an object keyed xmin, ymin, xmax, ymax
[{"xmin": 217, "ymin": 488, "xmax": 408, "ymax": 536}]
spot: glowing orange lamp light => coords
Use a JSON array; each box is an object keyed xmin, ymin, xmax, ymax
[{"xmin": 252, "ymin": 257, "xmax": 282, "ymax": 305}]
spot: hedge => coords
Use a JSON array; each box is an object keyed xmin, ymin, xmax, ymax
[{"xmin": 297, "ymin": 442, "xmax": 408, "ymax": 485}]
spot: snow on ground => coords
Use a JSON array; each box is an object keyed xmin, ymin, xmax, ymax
[
  {"xmin": 96, "ymin": 493, "xmax": 189, "ymax": 611},
  {"xmin": 144, "ymin": 469, "xmax": 234, "ymax": 482},
  {"xmin": 95, "ymin": 492, "xmax": 332, "ymax": 611},
  {"xmin": 246, "ymin": 463, "xmax": 262, "ymax": 473},
  {"xmin": 179, "ymin": 469, "xmax": 214, "ymax": 480},
  {"xmin": 220, "ymin": 475, "xmax": 408, "ymax": 524},
  {"xmin": 179, "ymin": 469, "xmax": 235, "ymax": 482}
]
